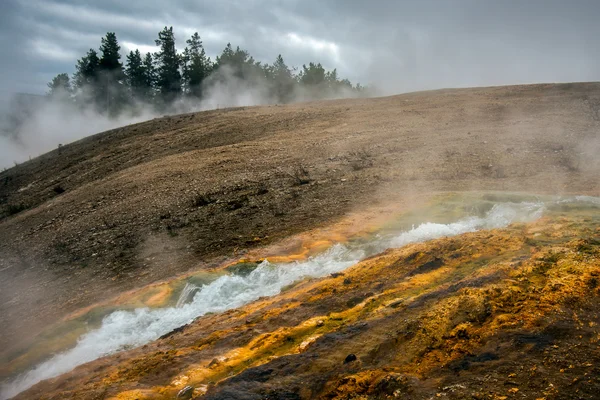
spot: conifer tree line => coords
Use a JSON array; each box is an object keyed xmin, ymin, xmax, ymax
[{"xmin": 47, "ymin": 27, "xmax": 365, "ymax": 115}]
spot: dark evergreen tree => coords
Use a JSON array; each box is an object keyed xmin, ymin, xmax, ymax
[
  {"xmin": 125, "ymin": 49, "xmax": 146, "ymax": 101},
  {"xmin": 154, "ymin": 26, "xmax": 182, "ymax": 103},
  {"xmin": 73, "ymin": 49, "xmax": 100, "ymax": 89},
  {"xmin": 72, "ymin": 49, "xmax": 100, "ymax": 106},
  {"xmin": 325, "ymin": 68, "xmax": 338, "ymax": 87},
  {"xmin": 215, "ymin": 43, "xmax": 262, "ymax": 80},
  {"xmin": 270, "ymin": 54, "xmax": 295, "ymax": 103},
  {"xmin": 142, "ymin": 52, "xmax": 157, "ymax": 98},
  {"xmin": 339, "ymin": 78, "xmax": 354, "ymax": 90},
  {"xmin": 182, "ymin": 32, "xmax": 211, "ymax": 99},
  {"xmin": 98, "ymin": 32, "xmax": 126, "ymax": 115},
  {"xmin": 59, "ymin": 27, "xmax": 363, "ymax": 113},
  {"xmin": 47, "ymin": 73, "xmax": 72, "ymax": 99},
  {"xmin": 299, "ymin": 62, "xmax": 326, "ymax": 86},
  {"xmin": 99, "ymin": 32, "xmax": 123, "ymax": 72},
  {"xmin": 215, "ymin": 43, "xmax": 235, "ymax": 66}
]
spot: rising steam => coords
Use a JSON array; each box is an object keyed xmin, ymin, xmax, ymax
[{"xmin": 0, "ymin": 64, "xmax": 366, "ymax": 170}]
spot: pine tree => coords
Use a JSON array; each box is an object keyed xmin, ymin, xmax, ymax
[
  {"xmin": 73, "ymin": 49, "xmax": 100, "ymax": 89},
  {"xmin": 73, "ymin": 49, "xmax": 100, "ymax": 105},
  {"xmin": 60, "ymin": 27, "xmax": 362, "ymax": 111},
  {"xmin": 339, "ymin": 78, "xmax": 353, "ymax": 90},
  {"xmin": 299, "ymin": 62, "xmax": 326, "ymax": 86},
  {"xmin": 325, "ymin": 68, "xmax": 338, "ymax": 86},
  {"xmin": 215, "ymin": 43, "xmax": 261, "ymax": 80},
  {"xmin": 125, "ymin": 50, "xmax": 145, "ymax": 101},
  {"xmin": 98, "ymin": 32, "xmax": 126, "ymax": 115},
  {"xmin": 271, "ymin": 54, "xmax": 295, "ymax": 103},
  {"xmin": 142, "ymin": 52, "xmax": 156, "ymax": 99},
  {"xmin": 182, "ymin": 32, "xmax": 211, "ymax": 99},
  {"xmin": 215, "ymin": 43, "xmax": 235, "ymax": 66},
  {"xmin": 154, "ymin": 26, "xmax": 182, "ymax": 103},
  {"xmin": 99, "ymin": 32, "xmax": 123, "ymax": 72},
  {"xmin": 47, "ymin": 73, "xmax": 72, "ymax": 99}
]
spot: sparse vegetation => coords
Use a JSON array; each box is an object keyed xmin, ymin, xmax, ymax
[
  {"xmin": 285, "ymin": 164, "xmax": 311, "ymax": 185},
  {"xmin": 557, "ymin": 153, "xmax": 580, "ymax": 172},
  {"xmin": 192, "ymin": 193, "xmax": 215, "ymax": 207},
  {"xmin": 5, "ymin": 203, "xmax": 28, "ymax": 216},
  {"xmin": 347, "ymin": 148, "xmax": 374, "ymax": 171}
]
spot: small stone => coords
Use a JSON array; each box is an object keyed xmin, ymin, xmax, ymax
[
  {"xmin": 344, "ymin": 354, "xmax": 357, "ymax": 364},
  {"xmin": 316, "ymin": 319, "xmax": 324, "ymax": 327},
  {"xmin": 177, "ymin": 385, "xmax": 194, "ymax": 399},
  {"xmin": 343, "ymin": 278, "xmax": 352, "ymax": 285}
]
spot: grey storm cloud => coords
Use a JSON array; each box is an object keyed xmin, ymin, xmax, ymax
[{"xmin": 1, "ymin": 0, "xmax": 600, "ymax": 98}]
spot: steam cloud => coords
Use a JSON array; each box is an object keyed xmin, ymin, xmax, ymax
[{"xmin": 0, "ymin": 65, "xmax": 366, "ymax": 170}]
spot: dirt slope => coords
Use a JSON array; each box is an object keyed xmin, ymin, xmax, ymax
[{"xmin": 1, "ymin": 82, "xmax": 600, "ymax": 371}]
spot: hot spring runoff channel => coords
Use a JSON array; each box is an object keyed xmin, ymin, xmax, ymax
[{"xmin": 4, "ymin": 195, "xmax": 600, "ymax": 399}]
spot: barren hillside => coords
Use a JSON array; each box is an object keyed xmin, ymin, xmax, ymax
[{"xmin": 1, "ymin": 83, "xmax": 600, "ymax": 399}]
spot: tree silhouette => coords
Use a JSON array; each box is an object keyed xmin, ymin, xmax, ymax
[
  {"xmin": 47, "ymin": 73, "xmax": 72, "ymax": 99},
  {"xmin": 154, "ymin": 26, "xmax": 182, "ymax": 103},
  {"xmin": 50, "ymin": 27, "xmax": 364, "ymax": 115},
  {"xmin": 182, "ymin": 32, "xmax": 212, "ymax": 99}
]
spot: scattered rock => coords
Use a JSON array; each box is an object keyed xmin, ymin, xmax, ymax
[
  {"xmin": 159, "ymin": 325, "xmax": 186, "ymax": 340},
  {"xmin": 374, "ymin": 373, "xmax": 415, "ymax": 396},
  {"xmin": 389, "ymin": 299, "xmax": 404, "ymax": 308},
  {"xmin": 344, "ymin": 354, "xmax": 357, "ymax": 364},
  {"xmin": 177, "ymin": 385, "xmax": 194, "ymax": 399}
]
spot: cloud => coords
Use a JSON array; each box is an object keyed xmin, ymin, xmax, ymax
[
  {"xmin": 285, "ymin": 32, "xmax": 342, "ymax": 66},
  {"xmin": 121, "ymin": 41, "xmax": 157, "ymax": 56},
  {"xmin": 27, "ymin": 38, "xmax": 79, "ymax": 62},
  {"xmin": 1, "ymin": 0, "xmax": 600, "ymax": 99}
]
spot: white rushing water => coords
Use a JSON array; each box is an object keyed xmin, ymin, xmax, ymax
[
  {"xmin": 175, "ymin": 283, "xmax": 201, "ymax": 308},
  {"xmin": 0, "ymin": 201, "xmax": 547, "ymax": 399}
]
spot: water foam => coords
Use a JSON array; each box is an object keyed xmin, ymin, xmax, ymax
[
  {"xmin": 175, "ymin": 283, "xmax": 201, "ymax": 308},
  {"xmin": 386, "ymin": 202, "xmax": 544, "ymax": 249},
  {"xmin": 0, "ymin": 201, "xmax": 546, "ymax": 399}
]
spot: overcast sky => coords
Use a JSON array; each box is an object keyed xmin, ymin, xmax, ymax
[{"xmin": 1, "ymin": 0, "xmax": 600, "ymax": 99}]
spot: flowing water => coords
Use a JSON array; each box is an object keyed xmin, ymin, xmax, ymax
[
  {"xmin": 2, "ymin": 195, "xmax": 598, "ymax": 399},
  {"xmin": 175, "ymin": 283, "xmax": 201, "ymax": 308}
]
